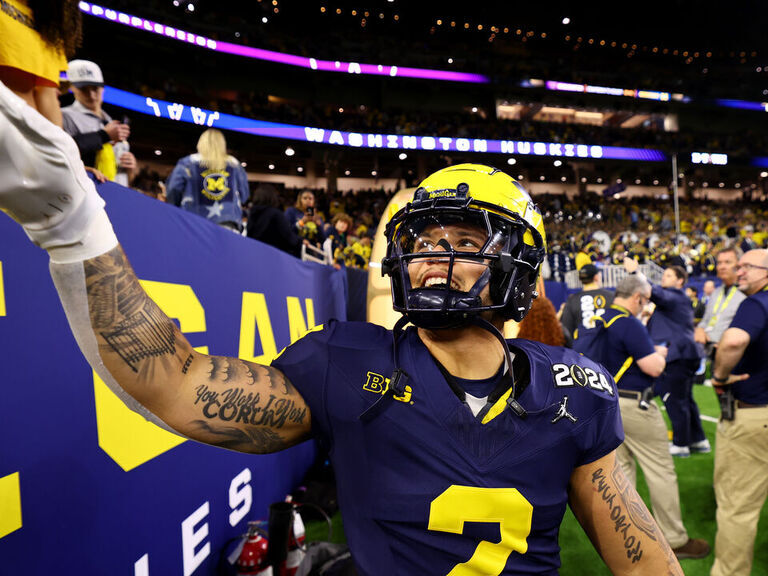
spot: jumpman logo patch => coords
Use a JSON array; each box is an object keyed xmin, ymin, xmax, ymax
[{"xmin": 552, "ymin": 396, "xmax": 578, "ymax": 424}]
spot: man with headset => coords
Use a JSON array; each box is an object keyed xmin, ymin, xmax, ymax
[
  {"xmin": 574, "ymin": 274, "xmax": 710, "ymax": 560},
  {"xmin": 0, "ymin": 81, "xmax": 684, "ymax": 574}
]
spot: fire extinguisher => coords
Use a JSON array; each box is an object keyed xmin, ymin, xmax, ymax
[
  {"xmin": 236, "ymin": 522, "xmax": 272, "ymax": 576},
  {"xmin": 285, "ymin": 497, "xmax": 306, "ymax": 576}
]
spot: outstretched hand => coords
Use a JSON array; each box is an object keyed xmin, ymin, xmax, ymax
[{"xmin": 0, "ymin": 80, "xmax": 117, "ymax": 262}]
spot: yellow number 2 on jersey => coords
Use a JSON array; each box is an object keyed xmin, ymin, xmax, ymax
[{"xmin": 428, "ymin": 485, "xmax": 534, "ymax": 575}]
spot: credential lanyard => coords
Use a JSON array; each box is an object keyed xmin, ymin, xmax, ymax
[{"xmin": 707, "ymin": 286, "xmax": 737, "ymax": 328}]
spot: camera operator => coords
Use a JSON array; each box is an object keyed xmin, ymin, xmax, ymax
[{"xmin": 574, "ymin": 274, "xmax": 710, "ymax": 560}]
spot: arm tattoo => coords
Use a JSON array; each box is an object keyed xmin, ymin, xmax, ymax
[
  {"xmin": 100, "ymin": 300, "xmax": 176, "ymax": 372},
  {"xmin": 193, "ymin": 384, "xmax": 307, "ymax": 429},
  {"xmin": 85, "ymin": 247, "xmax": 181, "ymax": 373},
  {"xmin": 206, "ymin": 356, "xmax": 294, "ymax": 394},
  {"xmin": 83, "ymin": 246, "xmax": 309, "ymax": 452},
  {"xmin": 610, "ymin": 461, "xmax": 658, "ymax": 541},
  {"xmin": 181, "ymin": 353, "xmax": 194, "ymax": 374},
  {"xmin": 591, "ymin": 465, "xmax": 648, "ymax": 564},
  {"xmin": 190, "ymin": 419, "xmax": 288, "ymax": 452},
  {"xmin": 591, "ymin": 461, "xmax": 681, "ymax": 573},
  {"xmin": 196, "ymin": 357, "xmax": 307, "ymax": 450}
]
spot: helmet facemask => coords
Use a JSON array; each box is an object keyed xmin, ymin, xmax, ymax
[{"xmin": 383, "ymin": 190, "xmax": 544, "ymax": 329}]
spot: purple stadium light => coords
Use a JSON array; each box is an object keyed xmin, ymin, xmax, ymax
[
  {"xmin": 102, "ymin": 85, "xmax": 669, "ymax": 162},
  {"xmin": 716, "ymin": 99, "xmax": 768, "ymax": 112},
  {"xmin": 78, "ymin": 2, "xmax": 489, "ymax": 83}
]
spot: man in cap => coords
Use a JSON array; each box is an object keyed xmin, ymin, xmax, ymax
[
  {"xmin": 61, "ymin": 59, "xmax": 136, "ymax": 186},
  {"xmin": 560, "ymin": 263, "xmax": 614, "ymax": 347}
]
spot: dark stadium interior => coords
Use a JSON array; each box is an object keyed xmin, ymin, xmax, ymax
[
  {"xmin": 5, "ymin": 3, "xmax": 768, "ymax": 575},
  {"xmin": 72, "ymin": 0, "xmax": 768, "ymax": 191}
]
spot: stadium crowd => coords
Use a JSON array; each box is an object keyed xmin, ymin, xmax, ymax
[{"xmin": 131, "ymin": 161, "xmax": 768, "ymax": 280}]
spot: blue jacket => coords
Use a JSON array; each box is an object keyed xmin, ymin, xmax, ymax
[
  {"xmin": 166, "ymin": 154, "xmax": 249, "ymax": 229},
  {"xmin": 647, "ymin": 284, "xmax": 700, "ymax": 361}
]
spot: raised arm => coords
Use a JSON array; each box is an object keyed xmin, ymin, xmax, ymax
[
  {"xmin": 78, "ymin": 246, "xmax": 310, "ymax": 452},
  {"xmin": 568, "ymin": 450, "xmax": 683, "ymax": 575},
  {"xmin": 1, "ymin": 80, "xmax": 311, "ymax": 454}
]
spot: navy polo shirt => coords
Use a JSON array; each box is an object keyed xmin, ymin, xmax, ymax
[
  {"xmin": 729, "ymin": 290, "xmax": 768, "ymax": 404},
  {"xmin": 579, "ymin": 305, "xmax": 657, "ymax": 393}
]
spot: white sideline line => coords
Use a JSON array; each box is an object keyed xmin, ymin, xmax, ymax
[{"xmin": 658, "ymin": 398, "xmax": 719, "ymax": 423}]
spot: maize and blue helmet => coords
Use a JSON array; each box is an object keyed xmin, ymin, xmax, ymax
[{"xmin": 382, "ymin": 164, "xmax": 547, "ymax": 329}]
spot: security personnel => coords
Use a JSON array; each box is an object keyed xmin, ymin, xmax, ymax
[
  {"xmin": 710, "ymin": 248, "xmax": 768, "ymax": 576},
  {"xmin": 574, "ymin": 275, "xmax": 710, "ymax": 560},
  {"xmin": 624, "ymin": 257, "xmax": 708, "ymax": 457}
]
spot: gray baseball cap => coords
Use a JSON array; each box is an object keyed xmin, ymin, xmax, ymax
[{"xmin": 67, "ymin": 60, "xmax": 104, "ymax": 88}]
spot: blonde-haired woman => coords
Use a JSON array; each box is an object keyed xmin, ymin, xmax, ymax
[{"xmin": 165, "ymin": 128, "xmax": 250, "ymax": 232}]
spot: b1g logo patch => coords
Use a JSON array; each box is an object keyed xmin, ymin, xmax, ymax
[
  {"xmin": 363, "ymin": 371, "xmax": 413, "ymax": 403},
  {"xmin": 551, "ymin": 363, "xmax": 614, "ymax": 396}
]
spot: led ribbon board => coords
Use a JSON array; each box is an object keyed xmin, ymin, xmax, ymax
[
  {"xmin": 543, "ymin": 80, "xmax": 675, "ymax": 102},
  {"xmin": 103, "ymin": 86, "xmax": 668, "ymax": 161},
  {"xmin": 78, "ymin": 2, "xmax": 488, "ymax": 83}
]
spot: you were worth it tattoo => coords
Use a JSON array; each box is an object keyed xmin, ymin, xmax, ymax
[{"xmin": 194, "ymin": 384, "xmax": 308, "ymax": 428}]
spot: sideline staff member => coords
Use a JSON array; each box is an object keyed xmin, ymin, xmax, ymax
[
  {"xmin": 560, "ymin": 263, "xmax": 613, "ymax": 347},
  {"xmin": 694, "ymin": 247, "xmax": 745, "ymax": 358},
  {"xmin": 710, "ymin": 248, "xmax": 768, "ymax": 576},
  {"xmin": 0, "ymin": 82, "xmax": 685, "ymax": 574},
  {"xmin": 624, "ymin": 258, "xmax": 708, "ymax": 457},
  {"xmin": 574, "ymin": 275, "xmax": 710, "ymax": 560}
]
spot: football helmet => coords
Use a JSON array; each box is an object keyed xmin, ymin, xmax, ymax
[{"xmin": 382, "ymin": 164, "xmax": 546, "ymax": 329}]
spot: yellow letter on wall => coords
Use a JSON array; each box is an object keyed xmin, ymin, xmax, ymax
[
  {"xmin": 0, "ymin": 472, "xmax": 22, "ymax": 539},
  {"xmin": 286, "ymin": 297, "xmax": 316, "ymax": 343},
  {"xmin": 239, "ymin": 292, "xmax": 278, "ymax": 365},
  {"xmin": 0, "ymin": 261, "xmax": 5, "ymax": 317}
]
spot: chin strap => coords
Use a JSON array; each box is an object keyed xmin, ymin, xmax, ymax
[
  {"xmin": 359, "ymin": 316, "xmax": 411, "ymax": 423},
  {"xmin": 469, "ymin": 316, "xmax": 528, "ymax": 420}
]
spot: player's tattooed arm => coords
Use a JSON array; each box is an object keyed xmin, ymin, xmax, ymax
[
  {"xmin": 83, "ymin": 245, "xmax": 312, "ymax": 453},
  {"xmin": 568, "ymin": 450, "xmax": 683, "ymax": 576}
]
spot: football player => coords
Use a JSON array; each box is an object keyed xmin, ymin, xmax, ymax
[{"xmin": 0, "ymin": 81, "xmax": 683, "ymax": 574}]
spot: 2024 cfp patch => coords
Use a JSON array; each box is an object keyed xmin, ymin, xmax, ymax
[{"xmin": 551, "ymin": 363, "xmax": 614, "ymax": 396}]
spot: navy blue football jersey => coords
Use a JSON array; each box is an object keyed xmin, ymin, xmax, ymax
[{"xmin": 272, "ymin": 321, "xmax": 623, "ymax": 575}]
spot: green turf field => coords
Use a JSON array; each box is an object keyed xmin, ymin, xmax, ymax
[{"xmin": 307, "ymin": 384, "xmax": 768, "ymax": 574}]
